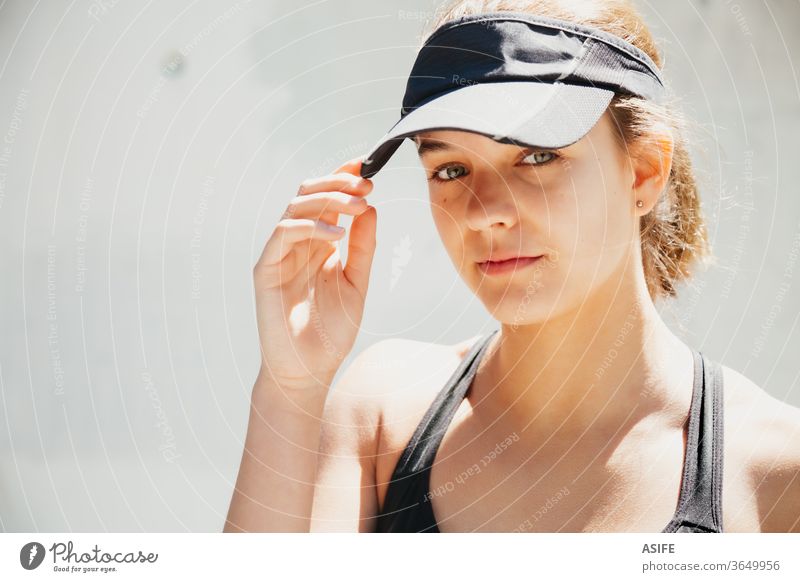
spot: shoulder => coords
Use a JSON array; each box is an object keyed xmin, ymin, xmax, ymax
[
  {"xmin": 323, "ymin": 334, "xmax": 482, "ymax": 451},
  {"xmin": 332, "ymin": 333, "xmax": 483, "ymax": 399},
  {"xmin": 720, "ymin": 364, "xmax": 800, "ymax": 532}
]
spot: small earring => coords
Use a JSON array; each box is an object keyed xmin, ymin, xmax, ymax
[{"xmin": 636, "ymin": 200, "xmax": 644, "ymax": 208}]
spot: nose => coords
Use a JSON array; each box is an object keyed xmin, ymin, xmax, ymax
[{"xmin": 463, "ymin": 169, "xmax": 521, "ymax": 231}]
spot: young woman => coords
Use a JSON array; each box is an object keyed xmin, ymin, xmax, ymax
[{"xmin": 224, "ymin": 0, "xmax": 800, "ymax": 533}]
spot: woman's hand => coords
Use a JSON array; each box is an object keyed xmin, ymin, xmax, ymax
[{"xmin": 253, "ymin": 156, "xmax": 377, "ymax": 388}]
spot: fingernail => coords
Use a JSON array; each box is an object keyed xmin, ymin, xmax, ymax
[{"xmin": 323, "ymin": 223, "xmax": 345, "ymax": 233}]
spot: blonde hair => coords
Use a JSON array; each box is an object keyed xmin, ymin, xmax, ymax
[{"xmin": 420, "ymin": 0, "xmax": 713, "ymax": 303}]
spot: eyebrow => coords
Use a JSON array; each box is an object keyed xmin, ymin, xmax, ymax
[
  {"xmin": 415, "ymin": 139, "xmax": 455, "ymax": 158},
  {"xmin": 415, "ymin": 137, "xmax": 554, "ymax": 160}
]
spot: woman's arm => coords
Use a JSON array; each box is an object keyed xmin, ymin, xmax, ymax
[
  {"xmin": 223, "ymin": 371, "xmax": 330, "ymax": 532},
  {"xmin": 308, "ymin": 343, "xmax": 387, "ymax": 532},
  {"xmin": 224, "ymin": 156, "xmax": 378, "ymax": 532},
  {"xmin": 225, "ymin": 338, "xmax": 386, "ymax": 533}
]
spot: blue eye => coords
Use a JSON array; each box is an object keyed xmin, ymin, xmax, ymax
[{"xmin": 429, "ymin": 164, "xmax": 468, "ymax": 183}]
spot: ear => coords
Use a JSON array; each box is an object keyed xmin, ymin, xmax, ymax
[{"xmin": 630, "ymin": 126, "xmax": 674, "ymax": 214}]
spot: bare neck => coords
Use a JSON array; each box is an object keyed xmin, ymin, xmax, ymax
[{"xmin": 469, "ymin": 271, "xmax": 692, "ymax": 439}]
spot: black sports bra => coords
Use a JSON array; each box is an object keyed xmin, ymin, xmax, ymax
[{"xmin": 375, "ymin": 329, "xmax": 725, "ymax": 533}]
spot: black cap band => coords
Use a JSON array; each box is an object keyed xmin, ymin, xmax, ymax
[{"xmin": 404, "ymin": 12, "xmax": 665, "ymax": 114}]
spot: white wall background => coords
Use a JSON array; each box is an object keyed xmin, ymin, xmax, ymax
[{"xmin": 0, "ymin": 0, "xmax": 798, "ymax": 531}]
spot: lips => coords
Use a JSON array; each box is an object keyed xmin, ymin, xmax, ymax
[
  {"xmin": 478, "ymin": 252, "xmax": 543, "ymax": 263},
  {"xmin": 477, "ymin": 255, "xmax": 544, "ymax": 275}
]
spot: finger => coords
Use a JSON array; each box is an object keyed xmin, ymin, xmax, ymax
[
  {"xmin": 296, "ymin": 174, "xmax": 373, "ymax": 198},
  {"xmin": 267, "ymin": 238, "xmax": 313, "ymax": 286},
  {"xmin": 334, "ymin": 155, "xmax": 368, "ymax": 176},
  {"xmin": 282, "ymin": 191, "xmax": 368, "ymax": 221},
  {"xmin": 342, "ymin": 205, "xmax": 377, "ymax": 298},
  {"xmin": 296, "ymin": 173, "xmax": 373, "ymax": 228},
  {"xmin": 259, "ymin": 218, "xmax": 345, "ymax": 266},
  {"xmin": 305, "ymin": 240, "xmax": 339, "ymax": 280},
  {"xmin": 255, "ymin": 236, "xmax": 337, "ymax": 290}
]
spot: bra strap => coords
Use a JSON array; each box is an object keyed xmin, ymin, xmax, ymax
[
  {"xmin": 670, "ymin": 350, "xmax": 725, "ymax": 532},
  {"xmin": 397, "ymin": 329, "xmax": 499, "ymax": 475}
]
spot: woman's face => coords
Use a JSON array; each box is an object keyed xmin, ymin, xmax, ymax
[{"xmin": 417, "ymin": 111, "xmax": 642, "ymax": 325}]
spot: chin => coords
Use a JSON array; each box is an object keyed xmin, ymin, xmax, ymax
[
  {"xmin": 468, "ymin": 271, "xmax": 560, "ymax": 324},
  {"xmin": 491, "ymin": 297, "xmax": 554, "ymax": 324}
]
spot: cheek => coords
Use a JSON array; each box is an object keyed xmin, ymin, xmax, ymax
[
  {"xmin": 564, "ymin": 156, "xmax": 632, "ymax": 251},
  {"xmin": 541, "ymin": 169, "xmax": 633, "ymax": 299},
  {"xmin": 430, "ymin": 200, "xmax": 464, "ymax": 260}
]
